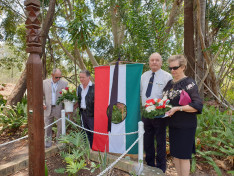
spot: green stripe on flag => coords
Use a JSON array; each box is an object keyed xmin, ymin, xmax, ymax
[{"xmin": 126, "ymin": 64, "xmax": 143, "ymax": 154}]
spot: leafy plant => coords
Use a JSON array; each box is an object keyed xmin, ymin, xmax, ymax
[
  {"xmin": 107, "ymin": 103, "xmax": 127, "ymax": 124},
  {"xmin": 55, "ymin": 131, "xmax": 91, "ymax": 175},
  {"xmin": 0, "ymin": 101, "xmax": 27, "ymax": 132},
  {"xmin": 45, "ymin": 160, "xmax": 48, "ymax": 176},
  {"xmin": 97, "ymin": 148, "xmax": 113, "ymax": 175},
  {"xmin": 0, "ymin": 94, "xmax": 7, "ymax": 105},
  {"xmin": 193, "ymin": 105, "xmax": 234, "ymax": 175}
]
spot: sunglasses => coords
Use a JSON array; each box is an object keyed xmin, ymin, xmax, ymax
[
  {"xmin": 55, "ymin": 77, "xmax": 62, "ymax": 79},
  {"xmin": 169, "ymin": 66, "xmax": 181, "ymax": 71}
]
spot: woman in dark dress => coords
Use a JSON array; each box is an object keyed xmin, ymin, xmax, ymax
[{"xmin": 163, "ymin": 55, "xmax": 203, "ymax": 176}]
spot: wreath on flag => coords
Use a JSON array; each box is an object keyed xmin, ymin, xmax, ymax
[{"xmin": 142, "ymin": 98, "xmax": 172, "ymax": 119}]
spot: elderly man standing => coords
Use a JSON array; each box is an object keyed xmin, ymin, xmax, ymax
[
  {"xmin": 43, "ymin": 68, "xmax": 68, "ymax": 148},
  {"xmin": 77, "ymin": 70, "xmax": 94, "ymax": 147},
  {"xmin": 141, "ymin": 53, "xmax": 172, "ymax": 172}
]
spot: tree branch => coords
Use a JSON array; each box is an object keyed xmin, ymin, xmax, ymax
[
  {"xmin": 198, "ymin": 38, "xmax": 226, "ymax": 90},
  {"xmin": 86, "ymin": 47, "xmax": 99, "ymax": 66},
  {"xmin": 165, "ymin": 0, "xmax": 183, "ymax": 34}
]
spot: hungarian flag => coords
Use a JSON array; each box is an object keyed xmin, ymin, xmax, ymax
[{"xmin": 92, "ymin": 63, "xmax": 143, "ymax": 154}]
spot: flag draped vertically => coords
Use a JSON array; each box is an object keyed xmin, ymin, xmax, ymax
[{"xmin": 92, "ymin": 63, "xmax": 143, "ymax": 154}]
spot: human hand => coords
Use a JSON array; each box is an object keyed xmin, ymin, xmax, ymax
[
  {"xmin": 73, "ymin": 102, "xmax": 79, "ymax": 109},
  {"xmin": 165, "ymin": 107, "xmax": 179, "ymax": 117}
]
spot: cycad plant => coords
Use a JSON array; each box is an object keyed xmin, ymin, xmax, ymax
[
  {"xmin": 0, "ymin": 100, "xmax": 27, "ymax": 132},
  {"xmin": 192, "ymin": 105, "xmax": 234, "ymax": 175},
  {"xmin": 55, "ymin": 131, "xmax": 95, "ymax": 175}
]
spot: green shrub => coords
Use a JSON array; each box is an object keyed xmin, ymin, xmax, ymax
[
  {"xmin": 55, "ymin": 131, "xmax": 93, "ymax": 175},
  {"xmin": 0, "ymin": 94, "xmax": 6, "ymax": 105},
  {"xmin": 0, "ymin": 101, "xmax": 27, "ymax": 132},
  {"xmin": 194, "ymin": 105, "xmax": 234, "ymax": 175}
]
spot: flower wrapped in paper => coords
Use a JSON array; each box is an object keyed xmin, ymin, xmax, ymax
[{"xmin": 142, "ymin": 97, "xmax": 172, "ymax": 119}]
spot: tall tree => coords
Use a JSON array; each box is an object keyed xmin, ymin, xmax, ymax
[
  {"xmin": 184, "ymin": 0, "xmax": 195, "ymax": 79},
  {"xmin": 195, "ymin": 0, "xmax": 206, "ymax": 99},
  {"xmin": 5, "ymin": 0, "xmax": 56, "ymax": 106}
]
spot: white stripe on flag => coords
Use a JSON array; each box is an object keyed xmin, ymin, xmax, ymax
[
  {"xmin": 108, "ymin": 65, "xmax": 114, "ymax": 104},
  {"xmin": 117, "ymin": 65, "xmax": 126, "ymax": 105},
  {"xmin": 109, "ymin": 64, "xmax": 126, "ymax": 153},
  {"xmin": 109, "ymin": 120, "xmax": 126, "ymax": 153}
]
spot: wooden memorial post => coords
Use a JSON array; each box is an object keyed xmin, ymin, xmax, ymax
[{"xmin": 25, "ymin": 0, "xmax": 45, "ymax": 175}]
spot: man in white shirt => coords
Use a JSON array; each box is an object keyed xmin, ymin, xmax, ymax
[
  {"xmin": 141, "ymin": 53, "xmax": 172, "ymax": 172},
  {"xmin": 77, "ymin": 70, "xmax": 95, "ymax": 147},
  {"xmin": 43, "ymin": 69, "xmax": 68, "ymax": 148}
]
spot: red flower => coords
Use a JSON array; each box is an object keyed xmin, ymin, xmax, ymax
[
  {"xmin": 65, "ymin": 87, "xmax": 69, "ymax": 90},
  {"xmin": 59, "ymin": 91, "xmax": 62, "ymax": 94},
  {"xmin": 146, "ymin": 99, "xmax": 156, "ymax": 104},
  {"xmin": 156, "ymin": 105, "xmax": 163, "ymax": 109},
  {"xmin": 157, "ymin": 99, "xmax": 161, "ymax": 103}
]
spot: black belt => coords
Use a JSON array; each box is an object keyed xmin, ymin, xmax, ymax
[{"xmin": 51, "ymin": 105, "xmax": 56, "ymax": 107}]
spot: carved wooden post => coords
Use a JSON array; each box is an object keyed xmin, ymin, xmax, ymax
[{"xmin": 25, "ymin": 0, "xmax": 45, "ymax": 175}]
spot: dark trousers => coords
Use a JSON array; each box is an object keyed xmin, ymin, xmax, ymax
[
  {"xmin": 81, "ymin": 110, "xmax": 94, "ymax": 148},
  {"xmin": 142, "ymin": 116, "xmax": 167, "ymax": 173}
]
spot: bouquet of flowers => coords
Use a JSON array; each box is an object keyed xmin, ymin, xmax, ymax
[
  {"xmin": 56, "ymin": 86, "xmax": 77, "ymax": 105},
  {"xmin": 142, "ymin": 97, "xmax": 172, "ymax": 119}
]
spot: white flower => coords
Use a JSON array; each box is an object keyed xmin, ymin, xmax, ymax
[
  {"xmin": 165, "ymin": 104, "xmax": 172, "ymax": 108},
  {"xmin": 158, "ymin": 100, "xmax": 163, "ymax": 106},
  {"xmin": 146, "ymin": 105, "xmax": 155, "ymax": 112},
  {"xmin": 145, "ymin": 102, "xmax": 153, "ymax": 106},
  {"xmin": 62, "ymin": 89, "xmax": 67, "ymax": 94},
  {"xmin": 162, "ymin": 96, "xmax": 167, "ymax": 101},
  {"xmin": 154, "ymin": 98, "xmax": 158, "ymax": 102}
]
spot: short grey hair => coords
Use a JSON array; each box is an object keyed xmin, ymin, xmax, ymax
[
  {"xmin": 80, "ymin": 70, "xmax": 91, "ymax": 77},
  {"xmin": 168, "ymin": 55, "xmax": 187, "ymax": 70},
  {"xmin": 52, "ymin": 68, "xmax": 61, "ymax": 74}
]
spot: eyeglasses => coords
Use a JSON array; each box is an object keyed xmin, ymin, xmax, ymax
[
  {"xmin": 55, "ymin": 77, "xmax": 62, "ymax": 79},
  {"xmin": 169, "ymin": 66, "xmax": 181, "ymax": 71}
]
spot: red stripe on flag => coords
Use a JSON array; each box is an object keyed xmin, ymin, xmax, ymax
[{"xmin": 92, "ymin": 66, "xmax": 110, "ymax": 152}]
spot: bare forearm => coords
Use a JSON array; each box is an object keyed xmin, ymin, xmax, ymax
[
  {"xmin": 166, "ymin": 105, "xmax": 197, "ymax": 116},
  {"xmin": 177, "ymin": 105, "xmax": 198, "ymax": 113}
]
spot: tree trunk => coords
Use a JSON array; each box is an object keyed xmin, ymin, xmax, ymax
[
  {"xmin": 6, "ymin": 69, "xmax": 27, "ymax": 106},
  {"xmin": 86, "ymin": 47, "xmax": 99, "ymax": 66},
  {"xmin": 42, "ymin": 52, "xmax": 47, "ymax": 79},
  {"xmin": 195, "ymin": 0, "xmax": 206, "ymax": 99},
  {"xmin": 195, "ymin": 0, "xmax": 219, "ymax": 98},
  {"xmin": 184, "ymin": 0, "xmax": 195, "ymax": 79},
  {"xmin": 110, "ymin": 6, "xmax": 125, "ymax": 49},
  {"xmin": 6, "ymin": 0, "xmax": 56, "ymax": 106}
]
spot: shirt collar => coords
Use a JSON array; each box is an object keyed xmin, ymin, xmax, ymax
[
  {"xmin": 81, "ymin": 81, "xmax": 92, "ymax": 89},
  {"xmin": 151, "ymin": 69, "xmax": 161, "ymax": 74},
  {"xmin": 51, "ymin": 78, "xmax": 59, "ymax": 85}
]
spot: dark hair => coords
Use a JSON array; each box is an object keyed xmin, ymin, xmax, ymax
[{"xmin": 80, "ymin": 70, "xmax": 91, "ymax": 77}]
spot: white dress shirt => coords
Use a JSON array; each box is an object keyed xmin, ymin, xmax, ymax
[
  {"xmin": 80, "ymin": 81, "xmax": 93, "ymax": 109},
  {"xmin": 51, "ymin": 79, "xmax": 58, "ymax": 105},
  {"xmin": 141, "ymin": 69, "xmax": 172, "ymax": 105}
]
